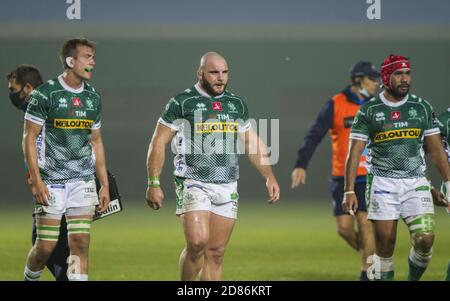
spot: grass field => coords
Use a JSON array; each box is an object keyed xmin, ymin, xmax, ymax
[{"xmin": 0, "ymin": 201, "xmax": 449, "ymax": 281}]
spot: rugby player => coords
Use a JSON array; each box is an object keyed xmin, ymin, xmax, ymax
[
  {"xmin": 22, "ymin": 38, "xmax": 110, "ymax": 281},
  {"xmin": 343, "ymin": 54, "xmax": 450, "ymax": 281},
  {"xmin": 145, "ymin": 52, "xmax": 280, "ymax": 281}
]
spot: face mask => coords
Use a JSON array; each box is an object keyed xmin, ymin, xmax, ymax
[
  {"xmin": 9, "ymin": 90, "xmax": 26, "ymax": 110},
  {"xmin": 359, "ymin": 87, "xmax": 371, "ymax": 98}
]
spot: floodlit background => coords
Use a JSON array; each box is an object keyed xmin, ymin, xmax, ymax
[{"xmin": 0, "ymin": 0, "xmax": 449, "ymax": 280}]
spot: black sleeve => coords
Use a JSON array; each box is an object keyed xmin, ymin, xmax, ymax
[{"xmin": 294, "ymin": 99, "xmax": 334, "ymax": 169}]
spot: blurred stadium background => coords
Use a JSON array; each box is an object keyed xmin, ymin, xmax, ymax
[{"xmin": 0, "ymin": 0, "xmax": 449, "ymax": 280}]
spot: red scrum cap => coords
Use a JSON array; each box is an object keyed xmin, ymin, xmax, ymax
[{"xmin": 381, "ymin": 54, "xmax": 410, "ymax": 90}]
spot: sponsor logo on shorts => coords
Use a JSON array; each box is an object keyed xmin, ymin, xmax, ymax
[
  {"xmin": 421, "ymin": 197, "xmax": 432, "ymax": 204},
  {"xmin": 54, "ymin": 119, "xmax": 94, "ymax": 129},
  {"xmin": 415, "ymin": 185, "xmax": 430, "ymax": 192},
  {"xmin": 374, "ymin": 128, "xmax": 421, "ymax": 143},
  {"xmin": 369, "ymin": 198, "xmax": 380, "ymax": 211},
  {"xmin": 195, "ymin": 122, "xmax": 238, "ymax": 133},
  {"xmin": 230, "ymin": 192, "xmax": 239, "ymax": 201},
  {"xmin": 231, "ymin": 201, "xmax": 238, "ymax": 212}
]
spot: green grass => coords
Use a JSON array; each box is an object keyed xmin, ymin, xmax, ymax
[{"xmin": 0, "ymin": 201, "xmax": 449, "ymax": 281}]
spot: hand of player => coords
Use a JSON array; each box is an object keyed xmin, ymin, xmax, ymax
[
  {"xmin": 266, "ymin": 176, "xmax": 280, "ymax": 204},
  {"xmin": 431, "ymin": 187, "xmax": 447, "ymax": 207},
  {"xmin": 97, "ymin": 185, "xmax": 110, "ymax": 213},
  {"xmin": 31, "ymin": 179, "xmax": 50, "ymax": 206},
  {"xmin": 291, "ymin": 168, "xmax": 306, "ymax": 188},
  {"xmin": 342, "ymin": 192, "xmax": 358, "ymax": 216},
  {"xmin": 146, "ymin": 187, "xmax": 164, "ymax": 210}
]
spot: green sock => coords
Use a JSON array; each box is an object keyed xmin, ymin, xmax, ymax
[
  {"xmin": 445, "ymin": 261, "xmax": 450, "ymax": 281},
  {"xmin": 408, "ymin": 258, "xmax": 427, "ymax": 281}
]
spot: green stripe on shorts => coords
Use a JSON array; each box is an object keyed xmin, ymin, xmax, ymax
[
  {"xmin": 365, "ymin": 173, "xmax": 374, "ymax": 209},
  {"xmin": 174, "ymin": 176, "xmax": 185, "ymax": 211}
]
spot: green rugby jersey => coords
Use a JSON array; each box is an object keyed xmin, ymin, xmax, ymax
[
  {"xmin": 159, "ymin": 83, "xmax": 251, "ymax": 183},
  {"xmin": 350, "ymin": 92, "xmax": 440, "ymax": 178},
  {"xmin": 438, "ymin": 108, "xmax": 450, "ymax": 162},
  {"xmin": 25, "ymin": 75, "xmax": 101, "ymax": 184}
]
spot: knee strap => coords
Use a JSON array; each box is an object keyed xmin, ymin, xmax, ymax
[
  {"xmin": 405, "ymin": 214, "xmax": 435, "ymax": 235},
  {"xmin": 67, "ymin": 219, "xmax": 92, "ymax": 235},
  {"xmin": 36, "ymin": 225, "xmax": 60, "ymax": 241}
]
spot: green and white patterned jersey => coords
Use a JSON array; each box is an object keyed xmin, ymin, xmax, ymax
[
  {"xmin": 350, "ymin": 92, "xmax": 440, "ymax": 178},
  {"xmin": 25, "ymin": 75, "xmax": 101, "ymax": 184},
  {"xmin": 438, "ymin": 108, "xmax": 450, "ymax": 163},
  {"xmin": 159, "ymin": 83, "xmax": 251, "ymax": 183}
]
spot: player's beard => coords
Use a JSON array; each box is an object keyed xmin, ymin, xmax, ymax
[
  {"xmin": 200, "ymin": 77, "xmax": 227, "ymax": 97},
  {"xmin": 389, "ymin": 83, "xmax": 410, "ymax": 99}
]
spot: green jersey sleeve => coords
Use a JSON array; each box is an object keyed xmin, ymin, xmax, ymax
[
  {"xmin": 158, "ymin": 97, "xmax": 182, "ymax": 131},
  {"xmin": 24, "ymin": 88, "xmax": 50, "ymax": 126},
  {"xmin": 423, "ymin": 100, "xmax": 440, "ymax": 136},
  {"xmin": 350, "ymin": 107, "xmax": 370, "ymax": 141}
]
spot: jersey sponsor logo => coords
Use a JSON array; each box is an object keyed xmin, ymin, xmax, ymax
[
  {"xmin": 195, "ymin": 122, "xmax": 238, "ymax": 133},
  {"xmin": 196, "ymin": 103, "xmax": 207, "ymax": 111},
  {"xmin": 54, "ymin": 118, "xmax": 94, "ymax": 129},
  {"xmin": 86, "ymin": 98, "xmax": 94, "ymax": 110},
  {"xmin": 227, "ymin": 102, "xmax": 238, "ymax": 113},
  {"xmin": 72, "ymin": 97, "xmax": 83, "ymax": 108},
  {"xmin": 212, "ymin": 102, "xmax": 223, "ymax": 111},
  {"xmin": 391, "ymin": 111, "xmax": 401, "ymax": 120},
  {"xmin": 374, "ymin": 128, "xmax": 421, "ymax": 143},
  {"xmin": 393, "ymin": 121, "xmax": 408, "ymax": 128},
  {"xmin": 217, "ymin": 114, "xmax": 231, "ymax": 121},
  {"xmin": 58, "ymin": 98, "xmax": 68, "ymax": 108},
  {"xmin": 408, "ymin": 107, "xmax": 418, "ymax": 118},
  {"xmin": 375, "ymin": 112, "xmax": 385, "ymax": 121},
  {"xmin": 344, "ymin": 116, "xmax": 355, "ymax": 128}
]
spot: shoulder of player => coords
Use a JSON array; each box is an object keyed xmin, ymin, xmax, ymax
[
  {"xmin": 83, "ymin": 81, "xmax": 101, "ymax": 97},
  {"xmin": 358, "ymin": 96, "xmax": 380, "ymax": 114},
  {"xmin": 407, "ymin": 94, "xmax": 433, "ymax": 109},
  {"xmin": 30, "ymin": 78, "xmax": 62, "ymax": 99},
  {"xmin": 171, "ymin": 87, "xmax": 199, "ymax": 105}
]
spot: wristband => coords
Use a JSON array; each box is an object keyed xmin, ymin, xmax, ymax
[
  {"xmin": 148, "ymin": 176, "xmax": 160, "ymax": 188},
  {"xmin": 344, "ymin": 191, "xmax": 355, "ymax": 195}
]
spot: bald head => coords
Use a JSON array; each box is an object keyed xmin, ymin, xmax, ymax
[
  {"xmin": 197, "ymin": 52, "xmax": 229, "ymax": 96},
  {"xmin": 199, "ymin": 52, "xmax": 227, "ymax": 71}
]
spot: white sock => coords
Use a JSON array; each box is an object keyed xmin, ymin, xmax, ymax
[
  {"xmin": 24, "ymin": 266, "xmax": 43, "ymax": 281},
  {"xmin": 68, "ymin": 273, "xmax": 88, "ymax": 281},
  {"xmin": 409, "ymin": 247, "xmax": 432, "ymax": 268}
]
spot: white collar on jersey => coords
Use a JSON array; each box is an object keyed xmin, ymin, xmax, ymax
[
  {"xmin": 379, "ymin": 91, "xmax": 408, "ymax": 107},
  {"xmin": 194, "ymin": 82, "xmax": 224, "ymax": 99},
  {"xmin": 58, "ymin": 74, "xmax": 84, "ymax": 94}
]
